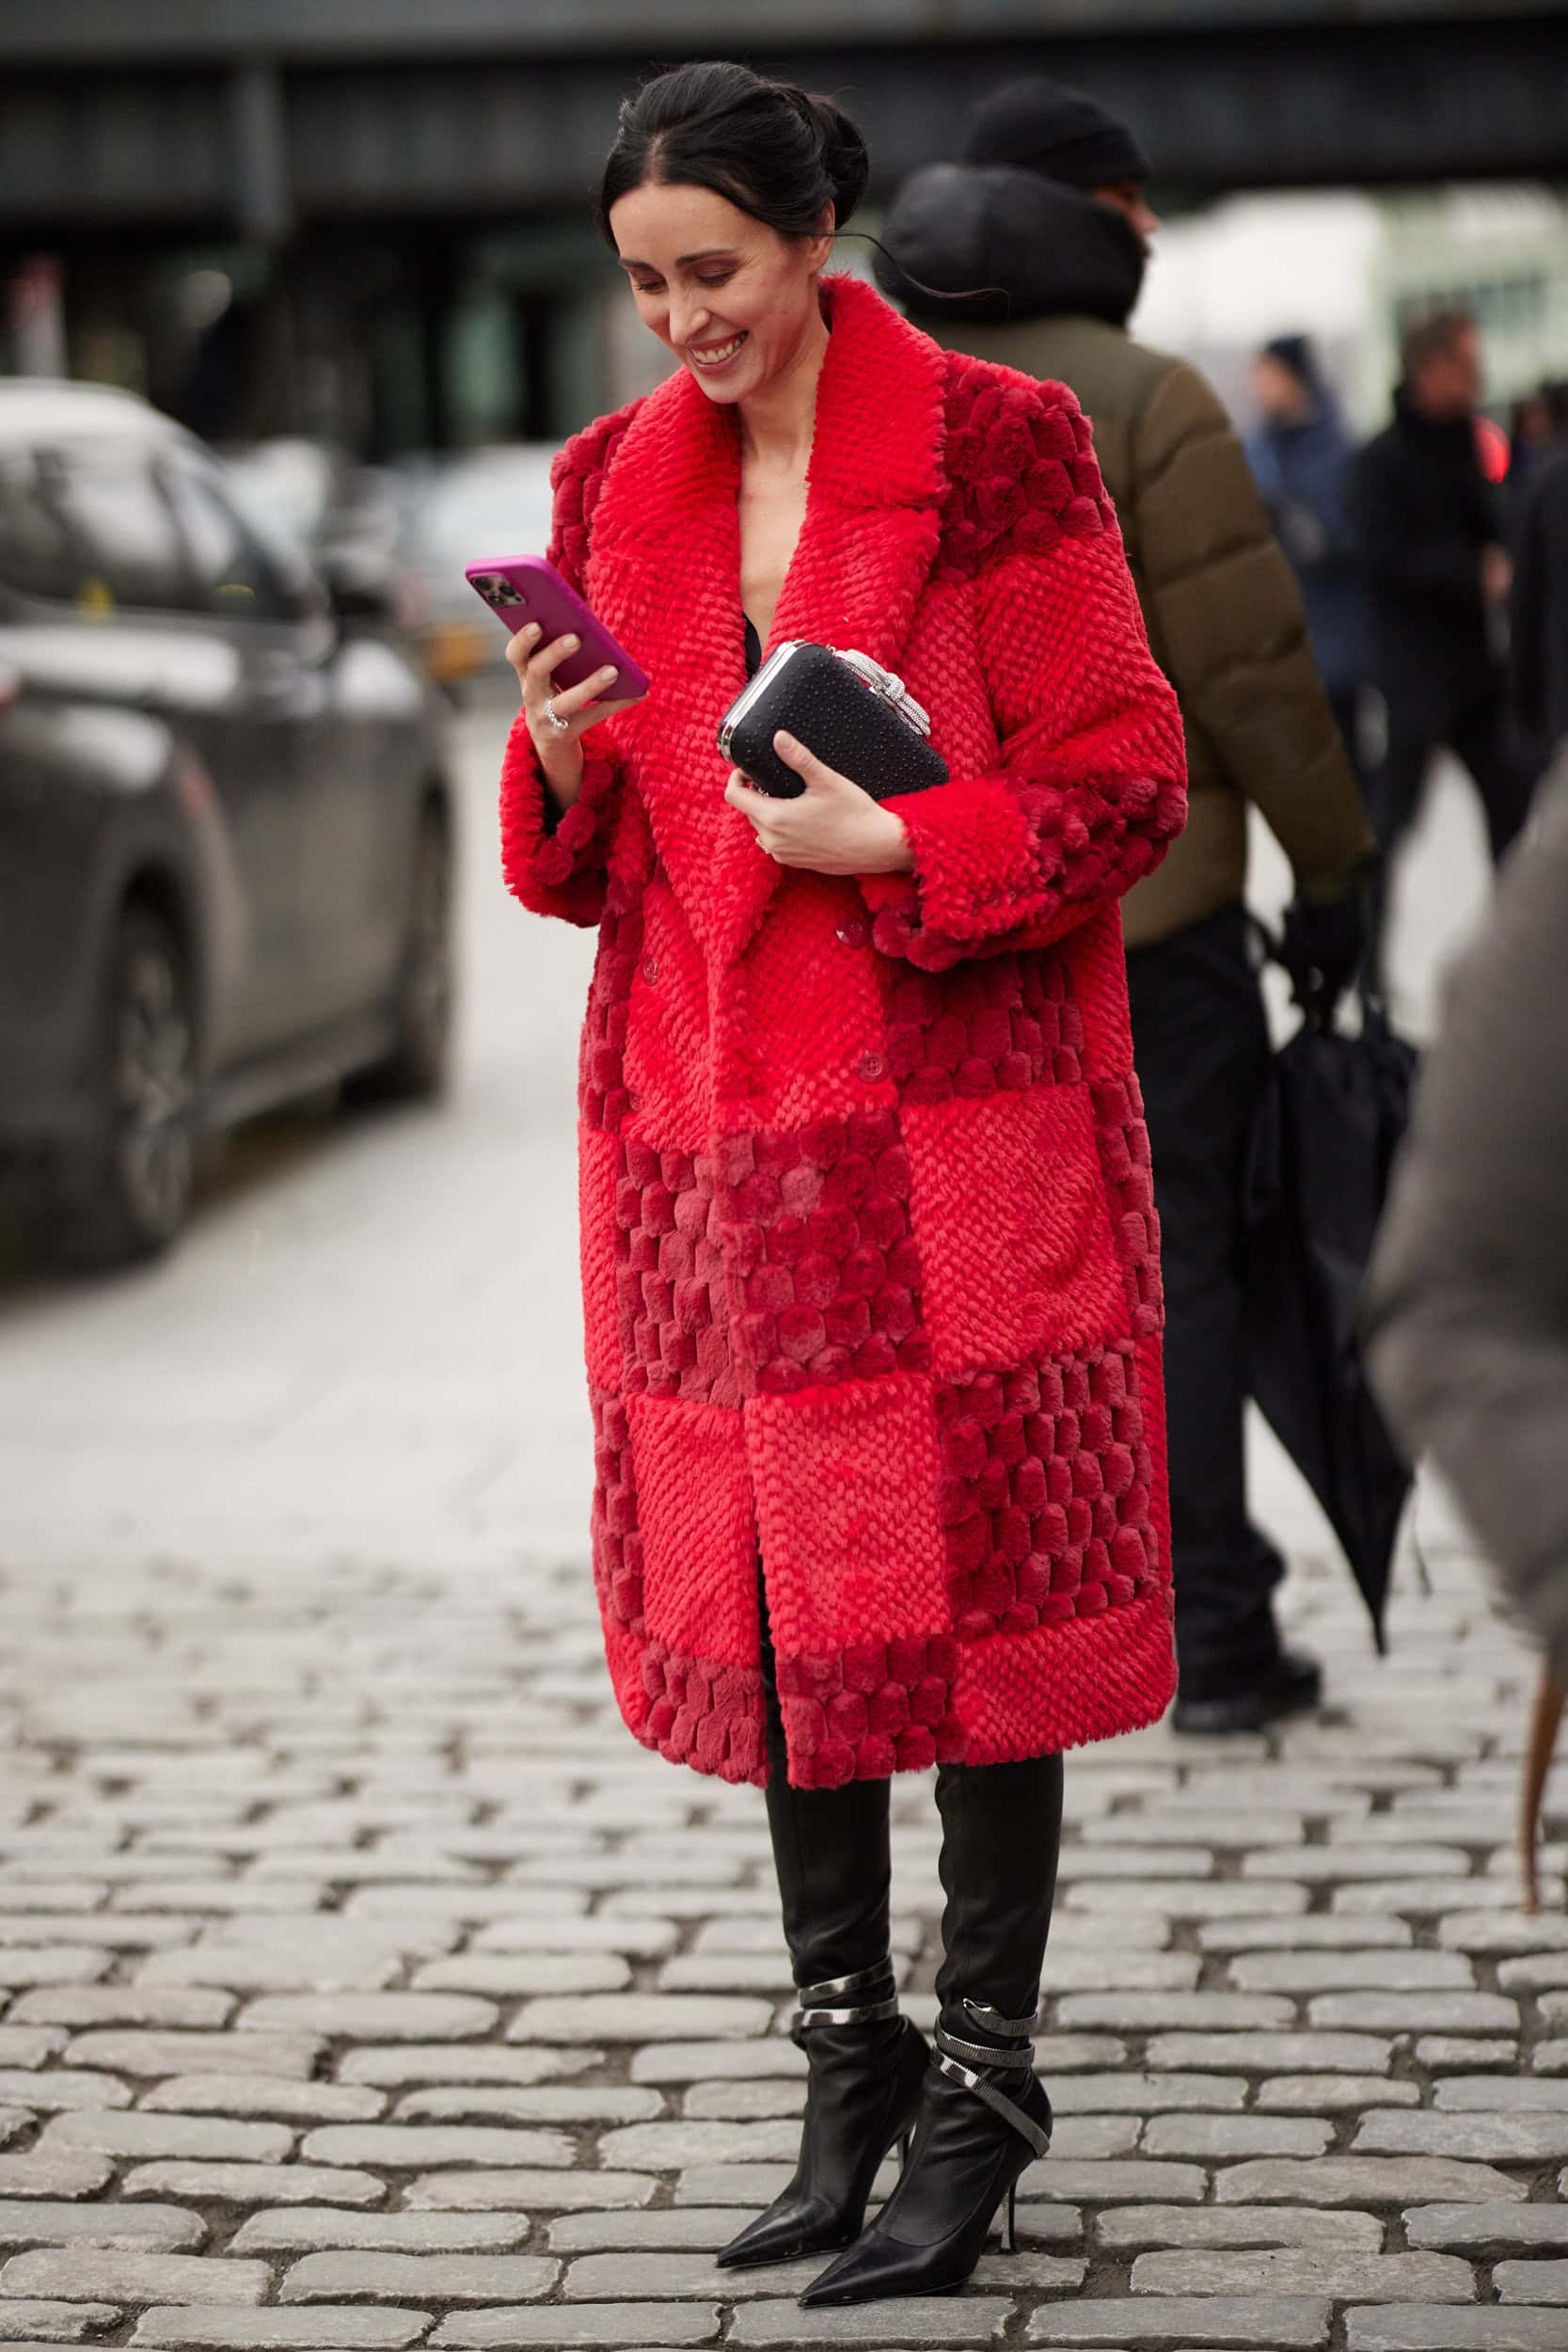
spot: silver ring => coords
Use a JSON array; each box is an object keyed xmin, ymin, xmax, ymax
[{"xmin": 542, "ymin": 697, "xmax": 570, "ymax": 735}]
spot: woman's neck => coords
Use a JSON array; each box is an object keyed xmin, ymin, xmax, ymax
[{"xmin": 736, "ymin": 294, "xmax": 831, "ymax": 476}]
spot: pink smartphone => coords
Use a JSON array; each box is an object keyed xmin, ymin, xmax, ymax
[{"xmin": 464, "ymin": 555, "xmax": 649, "ymax": 702}]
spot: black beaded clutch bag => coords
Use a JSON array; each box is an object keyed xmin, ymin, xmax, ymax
[{"xmin": 717, "ymin": 641, "xmax": 949, "ymax": 803}]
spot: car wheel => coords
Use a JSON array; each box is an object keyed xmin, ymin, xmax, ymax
[
  {"xmin": 353, "ymin": 802, "xmax": 453, "ymax": 1103},
  {"xmin": 48, "ymin": 901, "xmax": 199, "ymax": 1269}
]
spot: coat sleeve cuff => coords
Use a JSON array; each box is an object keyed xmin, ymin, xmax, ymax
[
  {"xmin": 860, "ymin": 761, "xmax": 1174, "ymax": 971},
  {"xmin": 860, "ymin": 776, "xmax": 1043, "ymax": 966},
  {"xmin": 499, "ymin": 706, "xmax": 620, "ymax": 924}
]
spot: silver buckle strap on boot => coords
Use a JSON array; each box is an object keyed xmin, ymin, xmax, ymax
[
  {"xmin": 933, "ymin": 1994, "xmax": 1040, "ymax": 2072},
  {"xmin": 792, "ymin": 1961, "xmax": 900, "ymax": 2033},
  {"xmin": 932, "ymin": 1995, "xmax": 1052, "ymax": 2160},
  {"xmin": 966, "ymin": 1998, "xmax": 1041, "ymax": 2038}
]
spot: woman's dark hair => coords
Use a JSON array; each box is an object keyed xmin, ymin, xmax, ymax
[{"xmin": 597, "ymin": 60, "xmax": 870, "ymax": 246}]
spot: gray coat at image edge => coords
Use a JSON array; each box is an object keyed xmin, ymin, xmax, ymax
[{"xmin": 1363, "ymin": 748, "xmax": 1568, "ymax": 1674}]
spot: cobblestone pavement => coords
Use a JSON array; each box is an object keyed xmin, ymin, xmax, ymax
[
  {"xmin": 2, "ymin": 713, "xmax": 1560, "ymax": 2350},
  {"xmin": 0, "ymin": 1533, "xmax": 1564, "ymax": 2351}
]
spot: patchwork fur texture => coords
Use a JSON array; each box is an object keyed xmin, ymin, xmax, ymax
[{"xmin": 502, "ymin": 278, "xmax": 1186, "ymax": 1787}]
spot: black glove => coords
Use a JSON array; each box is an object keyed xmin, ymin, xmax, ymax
[{"xmin": 1279, "ymin": 893, "xmax": 1366, "ymax": 1024}]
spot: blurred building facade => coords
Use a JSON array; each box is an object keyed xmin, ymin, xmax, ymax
[
  {"xmin": 4, "ymin": 1, "xmax": 1568, "ymax": 454},
  {"xmin": 1137, "ymin": 183, "xmax": 1568, "ymax": 434}
]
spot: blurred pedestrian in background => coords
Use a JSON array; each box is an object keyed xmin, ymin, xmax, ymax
[
  {"xmin": 880, "ymin": 78, "xmax": 1373, "ymax": 1735},
  {"xmin": 1363, "ymin": 745, "xmax": 1568, "ymax": 1912},
  {"xmin": 1510, "ymin": 439, "xmax": 1568, "ymax": 770},
  {"xmin": 1503, "ymin": 379, "xmax": 1568, "ymax": 545},
  {"xmin": 1247, "ymin": 333, "xmax": 1370, "ymax": 783},
  {"xmin": 1355, "ymin": 311, "xmax": 1533, "ymax": 987}
]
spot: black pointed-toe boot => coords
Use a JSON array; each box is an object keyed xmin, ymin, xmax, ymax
[
  {"xmin": 797, "ymin": 1994, "xmax": 1052, "ymax": 2302},
  {"xmin": 799, "ymin": 1750, "xmax": 1063, "ymax": 2306},
  {"xmin": 718, "ymin": 1576, "xmax": 928, "ymax": 2272},
  {"xmin": 716, "ymin": 1957, "xmax": 929, "ymax": 2270}
]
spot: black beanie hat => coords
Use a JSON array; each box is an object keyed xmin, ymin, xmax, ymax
[{"xmin": 962, "ymin": 76, "xmax": 1148, "ymax": 190}]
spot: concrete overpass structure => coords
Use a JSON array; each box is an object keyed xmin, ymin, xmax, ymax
[
  {"xmin": 4, "ymin": 5, "xmax": 1563, "ymax": 449},
  {"xmin": 5, "ymin": 3, "xmax": 1568, "ymax": 247}
]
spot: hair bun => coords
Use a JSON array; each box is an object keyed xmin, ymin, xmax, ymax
[
  {"xmin": 598, "ymin": 63, "xmax": 873, "ymax": 247},
  {"xmin": 801, "ymin": 90, "xmax": 870, "ymax": 229}
]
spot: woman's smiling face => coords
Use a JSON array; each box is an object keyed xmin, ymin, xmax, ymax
[{"xmin": 609, "ymin": 181, "xmax": 832, "ymax": 405}]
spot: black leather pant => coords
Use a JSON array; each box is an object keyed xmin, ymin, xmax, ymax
[{"xmin": 758, "ymin": 1571, "xmax": 1063, "ymax": 2041}]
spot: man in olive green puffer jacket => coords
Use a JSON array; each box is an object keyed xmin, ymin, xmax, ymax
[{"xmin": 880, "ymin": 80, "xmax": 1376, "ymax": 1735}]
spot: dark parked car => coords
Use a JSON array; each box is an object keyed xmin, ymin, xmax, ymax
[
  {"xmin": 223, "ymin": 437, "xmax": 413, "ymax": 629},
  {"xmin": 0, "ymin": 381, "xmax": 454, "ymax": 1268}
]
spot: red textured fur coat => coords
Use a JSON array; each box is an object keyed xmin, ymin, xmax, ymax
[{"xmin": 501, "ymin": 276, "xmax": 1187, "ymax": 1788}]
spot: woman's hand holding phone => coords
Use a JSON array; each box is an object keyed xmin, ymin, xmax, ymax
[{"xmin": 508, "ymin": 625, "xmax": 641, "ymax": 809}]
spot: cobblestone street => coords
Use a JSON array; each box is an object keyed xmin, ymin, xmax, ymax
[
  {"xmin": 1, "ymin": 707, "xmax": 1560, "ymax": 2350},
  {"xmin": 0, "ymin": 1509, "xmax": 1563, "ymax": 2350}
]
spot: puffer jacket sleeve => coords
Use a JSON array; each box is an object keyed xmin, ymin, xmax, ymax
[
  {"xmin": 499, "ymin": 400, "xmax": 641, "ymax": 927},
  {"xmin": 1132, "ymin": 360, "xmax": 1373, "ymax": 900},
  {"xmin": 860, "ymin": 379, "xmax": 1188, "ymax": 973},
  {"xmin": 1364, "ymin": 750, "xmax": 1568, "ymax": 1677}
]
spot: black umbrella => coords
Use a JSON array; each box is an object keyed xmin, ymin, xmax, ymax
[{"xmin": 1243, "ymin": 963, "xmax": 1418, "ymax": 1651}]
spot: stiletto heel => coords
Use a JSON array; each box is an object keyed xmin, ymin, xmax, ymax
[
  {"xmin": 799, "ymin": 1994, "xmax": 1053, "ymax": 2306},
  {"xmin": 717, "ymin": 1961, "xmax": 928, "ymax": 2271}
]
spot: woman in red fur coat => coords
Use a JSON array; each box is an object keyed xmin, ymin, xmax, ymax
[{"xmin": 499, "ymin": 60, "xmax": 1185, "ymax": 2307}]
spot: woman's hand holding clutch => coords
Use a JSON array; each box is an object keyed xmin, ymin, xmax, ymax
[{"xmin": 724, "ymin": 730, "xmax": 914, "ymax": 875}]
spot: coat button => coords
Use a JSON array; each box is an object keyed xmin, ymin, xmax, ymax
[
  {"xmin": 860, "ymin": 1050, "xmax": 885, "ymax": 1082},
  {"xmin": 836, "ymin": 916, "xmax": 867, "ymax": 947},
  {"xmin": 642, "ymin": 957, "xmax": 659, "ymax": 983}
]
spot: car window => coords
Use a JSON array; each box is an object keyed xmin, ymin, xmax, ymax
[
  {"xmin": 0, "ymin": 453, "xmax": 80, "ymax": 602},
  {"xmin": 40, "ymin": 444, "xmax": 190, "ymax": 612},
  {"xmin": 163, "ymin": 461, "xmax": 321, "ymax": 625}
]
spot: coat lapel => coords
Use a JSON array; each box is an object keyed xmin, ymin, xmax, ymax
[
  {"xmin": 582, "ymin": 367, "xmax": 742, "ymax": 964},
  {"xmin": 590, "ymin": 277, "xmax": 950, "ymax": 969}
]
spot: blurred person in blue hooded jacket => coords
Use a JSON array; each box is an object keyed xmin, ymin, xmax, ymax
[{"xmin": 1248, "ymin": 335, "xmax": 1370, "ymax": 783}]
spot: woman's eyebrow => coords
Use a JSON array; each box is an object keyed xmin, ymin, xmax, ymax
[{"xmin": 618, "ymin": 249, "xmax": 737, "ymax": 272}]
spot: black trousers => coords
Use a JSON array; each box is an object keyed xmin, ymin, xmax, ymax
[
  {"xmin": 1367, "ymin": 686, "xmax": 1536, "ymax": 981},
  {"xmin": 1328, "ymin": 688, "xmax": 1370, "ymax": 796},
  {"xmin": 757, "ymin": 1569, "xmax": 1062, "ymax": 2035},
  {"xmin": 1125, "ymin": 902, "xmax": 1286, "ymax": 1687}
]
